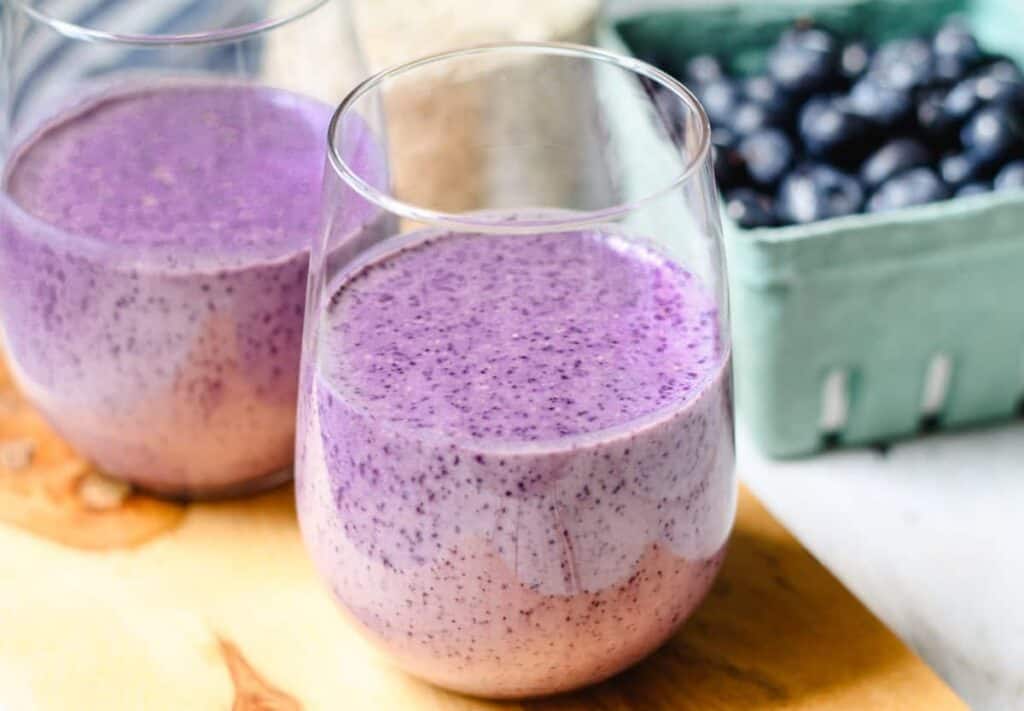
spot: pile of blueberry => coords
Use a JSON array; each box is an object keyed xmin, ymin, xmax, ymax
[{"xmin": 683, "ymin": 19, "xmax": 1024, "ymax": 228}]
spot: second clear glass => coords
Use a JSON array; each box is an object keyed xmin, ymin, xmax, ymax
[{"xmin": 298, "ymin": 43, "xmax": 737, "ymax": 698}]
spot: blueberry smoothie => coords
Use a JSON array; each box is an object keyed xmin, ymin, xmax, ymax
[
  {"xmin": 0, "ymin": 82, "xmax": 384, "ymax": 497},
  {"xmin": 297, "ymin": 227, "xmax": 735, "ymax": 697}
]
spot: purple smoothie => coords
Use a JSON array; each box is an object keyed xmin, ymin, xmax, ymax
[
  {"xmin": 0, "ymin": 82, "xmax": 384, "ymax": 497},
  {"xmin": 297, "ymin": 226, "xmax": 735, "ymax": 697}
]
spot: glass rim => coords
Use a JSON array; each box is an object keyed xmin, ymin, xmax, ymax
[
  {"xmin": 6, "ymin": 0, "xmax": 331, "ymax": 47},
  {"xmin": 327, "ymin": 41, "xmax": 712, "ymax": 234}
]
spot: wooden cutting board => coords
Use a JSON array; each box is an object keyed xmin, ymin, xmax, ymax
[{"xmin": 0, "ymin": 358, "xmax": 965, "ymax": 711}]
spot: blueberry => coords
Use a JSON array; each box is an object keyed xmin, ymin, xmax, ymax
[
  {"xmin": 933, "ymin": 21, "xmax": 983, "ymax": 68},
  {"xmin": 860, "ymin": 139, "xmax": 931, "ymax": 189},
  {"xmin": 840, "ymin": 41, "xmax": 872, "ymax": 82},
  {"xmin": 869, "ymin": 38, "xmax": 934, "ymax": 91},
  {"xmin": 942, "ymin": 69, "xmax": 1024, "ymax": 117},
  {"xmin": 768, "ymin": 26, "xmax": 840, "ymax": 95},
  {"xmin": 685, "ymin": 54, "xmax": 725, "ymax": 85},
  {"xmin": 955, "ymin": 182, "xmax": 991, "ymax": 198},
  {"xmin": 994, "ymin": 160, "xmax": 1024, "ymax": 191},
  {"xmin": 777, "ymin": 163, "xmax": 864, "ymax": 224},
  {"xmin": 730, "ymin": 101, "xmax": 774, "ymax": 135},
  {"xmin": 713, "ymin": 145, "xmax": 748, "ymax": 191},
  {"xmin": 934, "ymin": 54, "xmax": 974, "ymax": 85},
  {"xmin": 738, "ymin": 128, "xmax": 795, "ymax": 188},
  {"xmin": 981, "ymin": 58, "xmax": 1024, "ymax": 83},
  {"xmin": 846, "ymin": 77, "xmax": 913, "ymax": 128},
  {"xmin": 742, "ymin": 75, "xmax": 794, "ymax": 121},
  {"xmin": 725, "ymin": 188, "xmax": 777, "ymax": 228},
  {"xmin": 697, "ymin": 79, "xmax": 740, "ymax": 126},
  {"xmin": 961, "ymin": 105, "xmax": 1024, "ymax": 164},
  {"xmin": 973, "ymin": 73, "xmax": 1024, "ymax": 112},
  {"xmin": 942, "ymin": 78, "xmax": 984, "ymax": 123},
  {"xmin": 939, "ymin": 152, "xmax": 990, "ymax": 189},
  {"xmin": 867, "ymin": 167, "xmax": 951, "ymax": 212},
  {"xmin": 778, "ymin": 23, "xmax": 839, "ymax": 54},
  {"xmin": 917, "ymin": 89, "xmax": 960, "ymax": 145},
  {"xmin": 711, "ymin": 126, "xmax": 739, "ymax": 151},
  {"xmin": 798, "ymin": 96, "xmax": 869, "ymax": 163}
]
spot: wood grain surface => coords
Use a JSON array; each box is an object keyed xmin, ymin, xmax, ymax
[{"xmin": 0, "ymin": 357, "xmax": 965, "ymax": 710}]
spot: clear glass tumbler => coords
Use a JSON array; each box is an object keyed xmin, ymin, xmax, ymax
[
  {"xmin": 0, "ymin": 1, "xmax": 378, "ymax": 498},
  {"xmin": 298, "ymin": 43, "xmax": 737, "ymax": 698}
]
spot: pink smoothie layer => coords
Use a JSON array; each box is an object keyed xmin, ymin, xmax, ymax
[
  {"xmin": 0, "ymin": 82, "xmax": 382, "ymax": 497},
  {"xmin": 297, "ymin": 227, "xmax": 735, "ymax": 697}
]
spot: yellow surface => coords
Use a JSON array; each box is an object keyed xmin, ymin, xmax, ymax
[{"xmin": 0, "ymin": 360, "xmax": 966, "ymax": 710}]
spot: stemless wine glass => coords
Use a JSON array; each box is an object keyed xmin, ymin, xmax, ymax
[
  {"xmin": 0, "ymin": 0, "xmax": 381, "ymax": 499},
  {"xmin": 297, "ymin": 43, "xmax": 737, "ymax": 698}
]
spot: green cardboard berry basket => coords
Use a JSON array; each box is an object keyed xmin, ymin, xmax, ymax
[{"xmin": 601, "ymin": 0, "xmax": 1024, "ymax": 457}]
